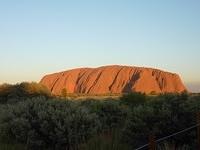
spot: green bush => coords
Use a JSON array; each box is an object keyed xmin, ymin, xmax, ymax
[
  {"xmin": 80, "ymin": 129, "xmax": 131, "ymax": 150},
  {"xmin": 120, "ymin": 92, "xmax": 147, "ymax": 107},
  {"xmin": 122, "ymin": 94, "xmax": 199, "ymax": 149},
  {"xmin": 81, "ymin": 100, "xmax": 128, "ymax": 131},
  {"xmin": 0, "ymin": 143, "xmax": 26, "ymax": 150},
  {"xmin": 0, "ymin": 91, "xmax": 200, "ymax": 149},
  {"xmin": 0, "ymin": 98, "xmax": 100, "ymax": 150},
  {"xmin": 0, "ymin": 82, "xmax": 51, "ymax": 104}
]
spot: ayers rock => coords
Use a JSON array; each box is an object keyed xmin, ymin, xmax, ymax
[{"xmin": 40, "ymin": 65, "xmax": 187, "ymax": 95}]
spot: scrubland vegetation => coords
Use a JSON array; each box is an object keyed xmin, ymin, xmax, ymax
[{"xmin": 0, "ymin": 82, "xmax": 200, "ymax": 149}]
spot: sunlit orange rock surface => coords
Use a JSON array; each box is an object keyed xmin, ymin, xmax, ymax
[{"xmin": 40, "ymin": 65, "xmax": 187, "ymax": 95}]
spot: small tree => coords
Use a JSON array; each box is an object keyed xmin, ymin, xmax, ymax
[
  {"xmin": 61, "ymin": 88, "xmax": 67, "ymax": 98},
  {"xmin": 150, "ymin": 91, "xmax": 157, "ymax": 95}
]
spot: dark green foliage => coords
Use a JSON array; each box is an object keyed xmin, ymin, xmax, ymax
[
  {"xmin": 81, "ymin": 100, "xmax": 128, "ymax": 131},
  {"xmin": 120, "ymin": 92, "xmax": 147, "ymax": 107},
  {"xmin": 0, "ymin": 82, "xmax": 51, "ymax": 104},
  {"xmin": 0, "ymin": 98, "xmax": 99, "ymax": 150},
  {"xmin": 0, "ymin": 143, "xmax": 26, "ymax": 150},
  {"xmin": 80, "ymin": 129, "xmax": 131, "ymax": 150},
  {"xmin": 122, "ymin": 93, "xmax": 200, "ymax": 149},
  {"xmin": 0, "ymin": 87, "xmax": 200, "ymax": 149}
]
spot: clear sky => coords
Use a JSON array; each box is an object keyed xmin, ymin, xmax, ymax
[{"xmin": 0, "ymin": 0, "xmax": 200, "ymax": 92}]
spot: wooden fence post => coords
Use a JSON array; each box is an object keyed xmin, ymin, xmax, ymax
[
  {"xmin": 148, "ymin": 134, "xmax": 156, "ymax": 150},
  {"xmin": 197, "ymin": 112, "xmax": 200, "ymax": 150}
]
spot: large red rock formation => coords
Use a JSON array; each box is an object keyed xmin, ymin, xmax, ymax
[{"xmin": 40, "ymin": 65, "xmax": 187, "ymax": 95}]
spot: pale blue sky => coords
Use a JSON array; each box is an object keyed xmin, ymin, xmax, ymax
[{"xmin": 0, "ymin": 0, "xmax": 200, "ymax": 92}]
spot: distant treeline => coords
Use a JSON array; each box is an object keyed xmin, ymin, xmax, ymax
[
  {"xmin": 0, "ymin": 82, "xmax": 51, "ymax": 103},
  {"xmin": 0, "ymin": 82, "xmax": 200, "ymax": 150}
]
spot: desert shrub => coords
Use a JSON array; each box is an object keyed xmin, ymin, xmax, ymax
[
  {"xmin": 185, "ymin": 94, "xmax": 200, "ymax": 113},
  {"xmin": 61, "ymin": 88, "xmax": 67, "ymax": 98},
  {"xmin": 0, "ymin": 83, "xmax": 14, "ymax": 103},
  {"xmin": 0, "ymin": 92, "xmax": 200, "ymax": 149},
  {"xmin": 120, "ymin": 92, "xmax": 147, "ymax": 107},
  {"xmin": 0, "ymin": 82, "xmax": 51, "ymax": 104},
  {"xmin": 122, "ymin": 105, "xmax": 156, "ymax": 147},
  {"xmin": 0, "ymin": 143, "xmax": 26, "ymax": 150},
  {"xmin": 0, "ymin": 98, "xmax": 100, "ymax": 150},
  {"xmin": 80, "ymin": 129, "xmax": 131, "ymax": 150},
  {"xmin": 122, "ymin": 93, "xmax": 199, "ymax": 149},
  {"xmin": 81, "ymin": 100, "xmax": 128, "ymax": 131},
  {"xmin": 20, "ymin": 82, "xmax": 51, "ymax": 97},
  {"xmin": 157, "ymin": 142, "xmax": 190, "ymax": 150}
]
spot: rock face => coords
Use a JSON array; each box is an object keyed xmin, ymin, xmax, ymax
[{"xmin": 40, "ymin": 65, "xmax": 187, "ymax": 95}]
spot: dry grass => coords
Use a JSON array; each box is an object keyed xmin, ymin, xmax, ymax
[{"xmin": 57, "ymin": 93, "xmax": 122, "ymax": 100}]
